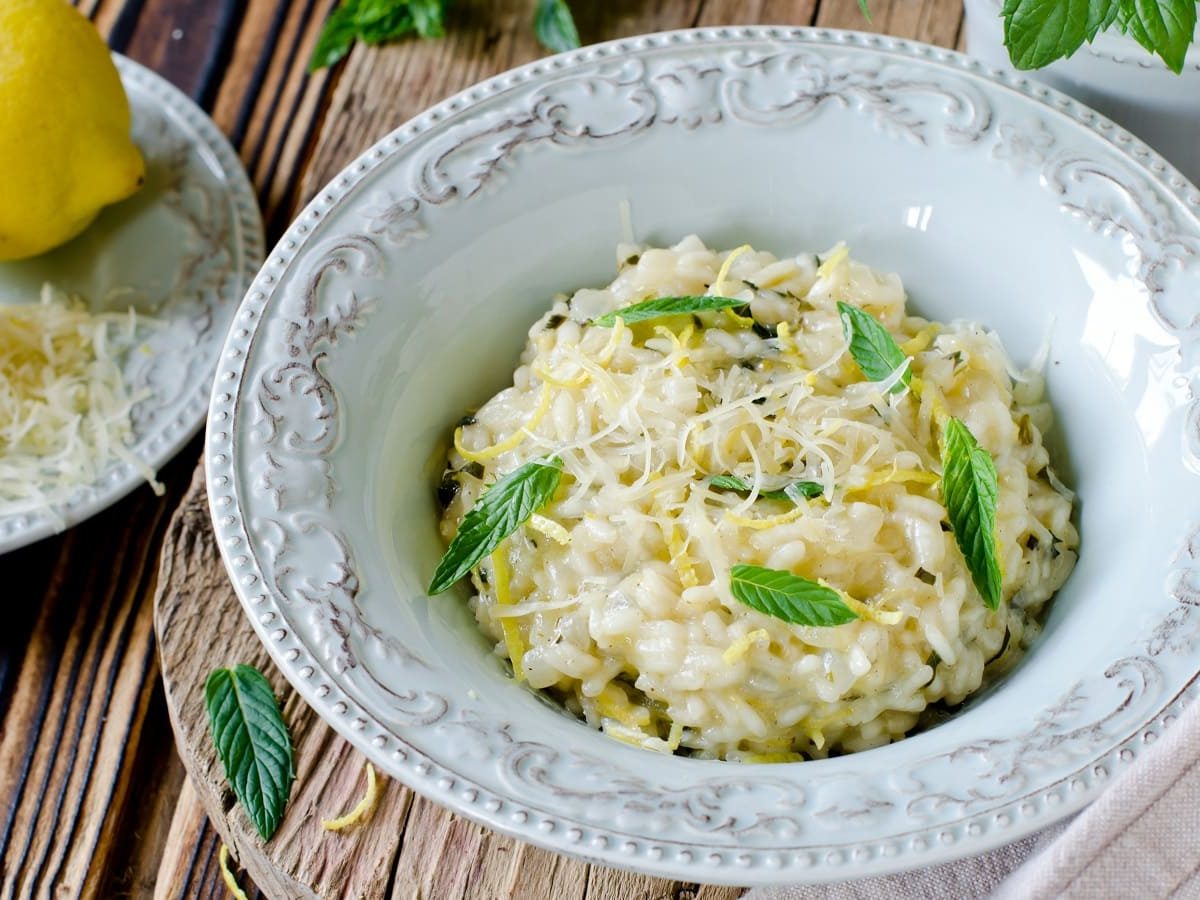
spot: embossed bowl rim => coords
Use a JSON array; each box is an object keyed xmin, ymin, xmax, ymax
[{"xmin": 206, "ymin": 27, "xmax": 1200, "ymax": 885}]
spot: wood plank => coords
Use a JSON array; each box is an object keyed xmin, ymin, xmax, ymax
[
  {"xmin": 815, "ymin": 0, "xmax": 965, "ymax": 44},
  {"xmin": 0, "ymin": 445, "xmax": 195, "ymax": 899},
  {"xmin": 119, "ymin": 0, "xmax": 245, "ymax": 101},
  {"xmin": 693, "ymin": 0, "xmax": 820, "ymax": 26}
]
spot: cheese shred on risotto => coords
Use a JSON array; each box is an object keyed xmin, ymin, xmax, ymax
[{"xmin": 439, "ymin": 237, "xmax": 1078, "ymax": 761}]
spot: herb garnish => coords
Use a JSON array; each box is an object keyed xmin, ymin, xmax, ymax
[
  {"xmin": 837, "ymin": 301, "xmax": 911, "ymax": 393},
  {"xmin": 940, "ymin": 417, "xmax": 1003, "ymax": 610},
  {"xmin": 310, "ymin": 0, "xmax": 579, "ymax": 70},
  {"xmin": 428, "ymin": 456, "xmax": 563, "ymax": 594},
  {"xmin": 729, "ymin": 564, "xmax": 859, "ymax": 627},
  {"xmin": 592, "ymin": 296, "xmax": 746, "ymax": 327},
  {"xmin": 1001, "ymin": 0, "xmax": 1196, "ymax": 73},
  {"xmin": 534, "ymin": 0, "xmax": 580, "ymax": 53},
  {"xmin": 709, "ymin": 474, "xmax": 824, "ymax": 503},
  {"xmin": 205, "ymin": 665, "xmax": 295, "ymax": 840}
]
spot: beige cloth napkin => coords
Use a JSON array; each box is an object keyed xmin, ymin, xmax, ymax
[{"xmin": 745, "ymin": 695, "xmax": 1200, "ymax": 900}]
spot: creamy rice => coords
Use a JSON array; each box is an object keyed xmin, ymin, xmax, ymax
[{"xmin": 438, "ymin": 236, "xmax": 1078, "ymax": 761}]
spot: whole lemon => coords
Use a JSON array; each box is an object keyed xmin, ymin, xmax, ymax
[{"xmin": 0, "ymin": 0, "xmax": 145, "ymax": 261}]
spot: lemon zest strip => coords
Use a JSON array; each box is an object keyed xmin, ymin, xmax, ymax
[
  {"xmin": 843, "ymin": 466, "xmax": 940, "ymax": 496},
  {"xmin": 321, "ymin": 761, "xmax": 381, "ymax": 831},
  {"xmin": 602, "ymin": 721, "xmax": 657, "ymax": 750},
  {"xmin": 491, "ymin": 548, "xmax": 527, "ymax": 681},
  {"xmin": 454, "ymin": 382, "xmax": 552, "ymax": 462},
  {"xmin": 713, "ymin": 244, "xmax": 752, "ymax": 295},
  {"xmin": 595, "ymin": 685, "xmax": 650, "ymax": 728},
  {"xmin": 722, "ymin": 628, "xmax": 770, "ymax": 664},
  {"xmin": 820, "ymin": 582, "xmax": 904, "ymax": 626},
  {"xmin": 528, "ymin": 513, "xmax": 571, "ymax": 545},
  {"xmin": 219, "ymin": 845, "xmax": 249, "ymax": 900},
  {"xmin": 666, "ymin": 523, "xmax": 699, "ymax": 588},
  {"xmin": 654, "ymin": 499, "xmax": 698, "ymax": 587},
  {"xmin": 776, "ymin": 321, "xmax": 806, "ymax": 371},
  {"xmin": 900, "ymin": 325, "xmax": 938, "ymax": 356},
  {"xmin": 816, "ymin": 243, "xmax": 850, "ymax": 280},
  {"xmin": 652, "ymin": 323, "xmax": 694, "ymax": 369}
]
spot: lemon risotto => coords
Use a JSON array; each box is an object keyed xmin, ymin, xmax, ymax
[{"xmin": 435, "ymin": 236, "xmax": 1078, "ymax": 761}]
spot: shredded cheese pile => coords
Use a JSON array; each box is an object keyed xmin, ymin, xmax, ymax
[{"xmin": 0, "ymin": 285, "xmax": 162, "ymax": 522}]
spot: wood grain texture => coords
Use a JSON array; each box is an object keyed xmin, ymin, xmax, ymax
[
  {"xmin": 155, "ymin": 467, "xmax": 747, "ymax": 900},
  {"xmin": 0, "ymin": 444, "xmax": 196, "ymax": 900},
  {"xmin": 0, "ymin": 1, "xmax": 340, "ymax": 897},
  {"xmin": 2, "ymin": 0, "xmax": 966, "ymax": 896}
]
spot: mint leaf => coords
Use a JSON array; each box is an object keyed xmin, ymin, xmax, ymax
[
  {"xmin": 1118, "ymin": 0, "xmax": 1196, "ymax": 73},
  {"xmin": 308, "ymin": 0, "xmax": 448, "ymax": 70},
  {"xmin": 408, "ymin": 0, "xmax": 445, "ymax": 38},
  {"xmin": 308, "ymin": 0, "xmax": 365, "ymax": 70},
  {"xmin": 534, "ymin": 0, "xmax": 580, "ymax": 54},
  {"xmin": 940, "ymin": 418, "xmax": 1003, "ymax": 610},
  {"xmin": 205, "ymin": 666, "xmax": 295, "ymax": 840},
  {"xmin": 837, "ymin": 301, "xmax": 911, "ymax": 393},
  {"xmin": 429, "ymin": 456, "xmax": 563, "ymax": 594},
  {"xmin": 729, "ymin": 565, "xmax": 858, "ymax": 627},
  {"xmin": 592, "ymin": 296, "xmax": 746, "ymax": 327},
  {"xmin": 709, "ymin": 474, "xmax": 824, "ymax": 502},
  {"xmin": 1001, "ymin": 0, "xmax": 1120, "ymax": 70}
]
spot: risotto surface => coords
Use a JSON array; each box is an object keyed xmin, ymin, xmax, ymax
[{"xmin": 438, "ymin": 236, "xmax": 1077, "ymax": 761}]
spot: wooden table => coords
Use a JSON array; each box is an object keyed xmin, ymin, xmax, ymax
[{"xmin": 0, "ymin": 1, "xmax": 966, "ymax": 897}]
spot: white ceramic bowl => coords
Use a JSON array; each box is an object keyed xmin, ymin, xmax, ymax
[
  {"xmin": 964, "ymin": 0, "xmax": 1200, "ymax": 185},
  {"xmin": 207, "ymin": 28, "xmax": 1200, "ymax": 884}
]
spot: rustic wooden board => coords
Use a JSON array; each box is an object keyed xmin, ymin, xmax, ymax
[{"xmin": 155, "ymin": 466, "xmax": 747, "ymax": 900}]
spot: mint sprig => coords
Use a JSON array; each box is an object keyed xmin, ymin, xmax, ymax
[
  {"xmin": 429, "ymin": 456, "xmax": 563, "ymax": 594},
  {"xmin": 940, "ymin": 418, "xmax": 1003, "ymax": 610},
  {"xmin": 205, "ymin": 666, "xmax": 295, "ymax": 840},
  {"xmin": 709, "ymin": 474, "xmax": 824, "ymax": 502},
  {"xmin": 1001, "ymin": 0, "xmax": 1196, "ymax": 73},
  {"xmin": 729, "ymin": 564, "xmax": 858, "ymax": 627},
  {"xmin": 592, "ymin": 296, "xmax": 746, "ymax": 327},
  {"xmin": 309, "ymin": 0, "xmax": 447, "ymax": 71},
  {"xmin": 837, "ymin": 301, "xmax": 911, "ymax": 393},
  {"xmin": 534, "ymin": 0, "xmax": 581, "ymax": 53},
  {"xmin": 1118, "ymin": 0, "xmax": 1197, "ymax": 73},
  {"xmin": 310, "ymin": 0, "xmax": 578, "ymax": 70}
]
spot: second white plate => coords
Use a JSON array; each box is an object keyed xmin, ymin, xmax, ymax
[{"xmin": 0, "ymin": 55, "xmax": 262, "ymax": 551}]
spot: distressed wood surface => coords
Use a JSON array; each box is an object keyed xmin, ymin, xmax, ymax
[{"xmin": 0, "ymin": 1, "xmax": 965, "ymax": 897}]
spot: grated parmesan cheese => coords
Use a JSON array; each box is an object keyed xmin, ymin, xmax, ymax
[{"xmin": 0, "ymin": 285, "xmax": 163, "ymax": 525}]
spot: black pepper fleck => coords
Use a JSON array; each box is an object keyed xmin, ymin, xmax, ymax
[{"xmin": 436, "ymin": 474, "xmax": 460, "ymax": 508}]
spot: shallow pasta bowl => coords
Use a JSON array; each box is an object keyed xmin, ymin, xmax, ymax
[{"xmin": 206, "ymin": 28, "xmax": 1200, "ymax": 884}]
